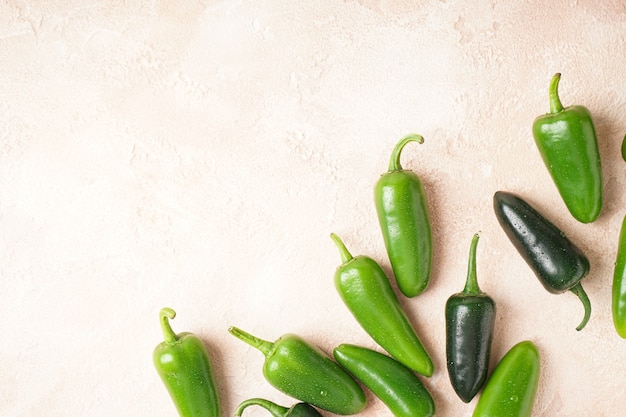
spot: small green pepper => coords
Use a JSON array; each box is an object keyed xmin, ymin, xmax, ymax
[
  {"xmin": 375, "ymin": 134, "xmax": 433, "ymax": 297},
  {"xmin": 228, "ymin": 326, "xmax": 366, "ymax": 415},
  {"xmin": 532, "ymin": 72, "xmax": 603, "ymax": 223},
  {"xmin": 333, "ymin": 343, "xmax": 435, "ymax": 417},
  {"xmin": 235, "ymin": 398, "xmax": 323, "ymax": 417},
  {"xmin": 445, "ymin": 233, "xmax": 496, "ymax": 403},
  {"xmin": 331, "ymin": 232, "xmax": 433, "ymax": 377},
  {"xmin": 472, "ymin": 340, "xmax": 540, "ymax": 417},
  {"xmin": 613, "ymin": 214, "xmax": 626, "ymax": 338},
  {"xmin": 153, "ymin": 307, "xmax": 221, "ymax": 417},
  {"xmin": 493, "ymin": 190, "xmax": 592, "ymax": 330},
  {"xmin": 621, "ymin": 134, "xmax": 626, "ymax": 162}
]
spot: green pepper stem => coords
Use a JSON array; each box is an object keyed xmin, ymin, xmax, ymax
[
  {"xmin": 228, "ymin": 326, "xmax": 274, "ymax": 356},
  {"xmin": 463, "ymin": 233, "xmax": 482, "ymax": 294},
  {"xmin": 159, "ymin": 307, "xmax": 178, "ymax": 343},
  {"xmin": 570, "ymin": 283, "xmax": 591, "ymax": 331},
  {"xmin": 388, "ymin": 134, "xmax": 424, "ymax": 171},
  {"xmin": 548, "ymin": 72, "xmax": 564, "ymax": 114},
  {"xmin": 235, "ymin": 398, "xmax": 289, "ymax": 417},
  {"xmin": 330, "ymin": 233, "xmax": 353, "ymax": 263}
]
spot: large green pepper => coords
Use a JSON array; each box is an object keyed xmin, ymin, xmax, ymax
[
  {"xmin": 472, "ymin": 340, "xmax": 540, "ymax": 417},
  {"xmin": 493, "ymin": 191, "xmax": 591, "ymax": 330},
  {"xmin": 152, "ymin": 307, "xmax": 221, "ymax": 417},
  {"xmin": 331, "ymin": 232, "xmax": 433, "ymax": 377},
  {"xmin": 375, "ymin": 134, "xmax": 433, "ymax": 297},
  {"xmin": 228, "ymin": 326, "xmax": 366, "ymax": 415},
  {"xmin": 532, "ymin": 72, "xmax": 603, "ymax": 223},
  {"xmin": 333, "ymin": 343, "xmax": 435, "ymax": 417},
  {"xmin": 235, "ymin": 398, "xmax": 323, "ymax": 417},
  {"xmin": 613, "ymin": 214, "xmax": 626, "ymax": 338},
  {"xmin": 445, "ymin": 233, "xmax": 496, "ymax": 403}
]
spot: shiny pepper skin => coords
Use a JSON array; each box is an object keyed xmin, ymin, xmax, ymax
[{"xmin": 235, "ymin": 398, "xmax": 323, "ymax": 417}]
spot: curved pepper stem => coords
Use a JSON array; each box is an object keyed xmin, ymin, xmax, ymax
[
  {"xmin": 235, "ymin": 398, "xmax": 289, "ymax": 417},
  {"xmin": 548, "ymin": 72, "xmax": 564, "ymax": 114},
  {"xmin": 159, "ymin": 307, "xmax": 178, "ymax": 344},
  {"xmin": 330, "ymin": 233, "xmax": 354, "ymax": 264},
  {"xmin": 463, "ymin": 233, "xmax": 482, "ymax": 295},
  {"xmin": 570, "ymin": 283, "xmax": 591, "ymax": 331},
  {"xmin": 228, "ymin": 326, "xmax": 274, "ymax": 356},
  {"xmin": 388, "ymin": 134, "xmax": 424, "ymax": 171}
]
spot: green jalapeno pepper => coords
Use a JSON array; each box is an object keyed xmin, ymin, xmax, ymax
[
  {"xmin": 331, "ymin": 233, "xmax": 433, "ymax": 377},
  {"xmin": 445, "ymin": 233, "xmax": 496, "ymax": 403},
  {"xmin": 472, "ymin": 340, "xmax": 540, "ymax": 417},
  {"xmin": 375, "ymin": 134, "xmax": 433, "ymax": 297},
  {"xmin": 621, "ymin": 134, "xmax": 626, "ymax": 162},
  {"xmin": 493, "ymin": 191, "xmax": 591, "ymax": 330},
  {"xmin": 228, "ymin": 326, "xmax": 366, "ymax": 415},
  {"xmin": 333, "ymin": 343, "xmax": 435, "ymax": 417},
  {"xmin": 613, "ymin": 214, "xmax": 626, "ymax": 338},
  {"xmin": 532, "ymin": 72, "xmax": 603, "ymax": 223},
  {"xmin": 153, "ymin": 307, "xmax": 221, "ymax": 417},
  {"xmin": 235, "ymin": 398, "xmax": 323, "ymax": 417}
]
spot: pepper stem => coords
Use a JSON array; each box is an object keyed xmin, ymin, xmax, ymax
[
  {"xmin": 463, "ymin": 233, "xmax": 482, "ymax": 294},
  {"xmin": 330, "ymin": 233, "xmax": 354, "ymax": 263},
  {"xmin": 228, "ymin": 326, "xmax": 274, "ymax": 356},
  {"xmin": 388, "ymin": 134, "xmax": 424, "ymax": 171},
  {"xmin": 235, "ymin": 398, "xmax": 289, "ymax": 417},
  {"xmin": 570, "ymin": 283, "xmax": 591, "ymax": 331},
  {"xmin": 548, "ymin": 72, "xmax": 564, "ymax": 114},
  {"xmin": 159, "ymin": 307, "xmax": 178, "ymax": 344}
]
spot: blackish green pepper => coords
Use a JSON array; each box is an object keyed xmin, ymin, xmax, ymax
[
  {"xmin": 532, "ymin": 72, "xmax": 603, "ymax": 223},
  {"xmin": 493, "ymin": 191, "xmax": 591, "ymax": 330},
  {"xmin": 375, "ymin": 134, "xmax": 433, "ymax": 297},
  {"xmin": 228, "ymin": 326, "xmax": 366, "ymax": 415},
  {"xmin": 235, "ymin": 398, "xmax": 323, "ymax": 417},
  {"xmin": 153, "ymin": 307, "xmax": 221, "ymax": 417},
  {"xmin": 334, "ymin": 344, "xmax": 435, "ymax": 417},
  {"xmin": 331, "ymin": 232, "xmax": 433, "ymax": 377},
  {"xmin": 445, "ymin": 233, "xmax": 496, "ymax": 403}
]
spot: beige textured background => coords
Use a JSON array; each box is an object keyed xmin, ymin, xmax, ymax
[{"xmin": 2, "ymin": 1, "xmax": 626, "ymax": 416}]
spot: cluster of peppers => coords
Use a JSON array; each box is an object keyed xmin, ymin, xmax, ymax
[{"xmin": 151, "ymin": 72, "xmax": 625, "ymax": 417}]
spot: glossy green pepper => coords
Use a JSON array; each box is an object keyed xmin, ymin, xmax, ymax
[
  {"xmin": 333, "ymin": 343, "xmax": 435, "ymax": 417},
  {"xmin": 532, "ymin": 72, "xmax": 603, "ymax": 223},
  {"xmin": 235, "ymin": 398, "xmax": 323, "ymax": 417},
  {"xmin": 472, "ymin": 340, "xmax": 540, "ymax": 417},
  {"xmin": 445, "ymin": 233, "xmax": 496, "ymax": 403},
  {"xmin": 375, "ymin": 134, "xmax": 433, "ymax": 297},
  {"xmin": 153, "ymin": 307, "xmax": 221, "ymax": 417},
  {"xmin": 228, "ymin": 326, "xmax": 366, "ymax": 415},
  {"xmin": 331, "ymin": 233, "xmax": 433, "ymax": 377},
  {"xmin": 493, "ymin": 191, "xmax": 591, "ymax": 330},
  {"xmin": 621, "ymin": 134, "xmax": 626, "ymax": 162},
  {"xmin": 613, "ymin": 214, "xmax": 626, "ymax": 338}
]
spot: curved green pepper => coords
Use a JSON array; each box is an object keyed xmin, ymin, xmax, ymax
[
  {"xmin": 532, "ymin": 72, "xmax": 603, "ymax": 223},
  {"xmin": 153, "ymin": 307, "xmax": 221, "ymax": 417},
  {"xmin": 613, "ymin": 214, "xmax": 626, "ymax": 338},
  {"xmin": 445, "ymin": 233, "xmax": 496, "ymax": 403},
  {"xmin": 333, "ymin": 343, "xmax": 435, "ymax": 417},
  {"xmin": 621, "ymin": 134, "xmax": 626, "ymax": 162},
  {"xmin": 493, "ymin": 191, "xmax": 591, "ymax": 330},
  {"xmin": 228, "ymin": 326, "xmax": 366, "ymax": 415},
  {"xmin": 331, "ymin": 233, "xmax": 433, "ymax": 377},
  {"xmin": 375, "ymin": 134, "xmax": 433, "ymax": 297},
  {"xmin": 235, "ymin": 398, "xmax": 323, "ymax": 417},
  {"xmin": 472, "ymin": 340, "xmax": 540, "ymax": 417}
]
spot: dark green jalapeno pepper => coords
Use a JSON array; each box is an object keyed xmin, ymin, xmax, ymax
[
  {"xmin": 612, "ymin": 214, "xmax": 626, "ymax": 338},
  {"xmin": 228, "ymin": 326, "xmax": 366, "ymax": 415},
  {"xmin": 532, "ymin": 72, "xmax": 603, "ymax": 223},
  {"xmin": 235, "ymin": 398, "xmax": 323, "ymax": 417},
  {"xmin": 375, "ymin": 134, "xmax": 433, "ymax": 297},
  {"xmin": 493, "ymin": 191, "xmax": 591, "ymax": 330},
  {"xmin": 472, "ymin": 340, "xmax": 540, "ymax": 417},
  {"xmin": 621, "ymin": 134, "xmax": 626, "ymax": 162},
  {"xmin": 445, "ymin": 233, "xmax": 496, "ymax": 403},
  {"xmin": 331, "ymin": 232, "xmax": 433, "ymax": 377},
  {"xmin": 333, "ymin": 343, "xmax": 435, "ymax": 417},
  {"xmin": 153, "ymin": 307, "xmax": 221, "ymax": 417}
]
